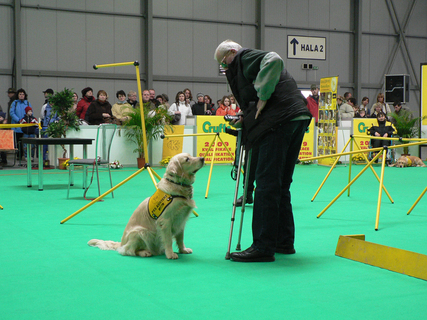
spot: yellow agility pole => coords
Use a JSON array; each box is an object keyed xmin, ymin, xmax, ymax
[
  {"xmin": 302, "ymin": 140, "xmax": 427, "ymax": 163},
  {"xmin": 348, "ymin": 136, "xmax": 354, "ymax": 197},
  {"xmin": 311, "ymin": 136, "xmax": 353, "ymax": 202},
  {"xmin": 353, "ymin": 138, "xmax": 394, "ymax": 204},
  {"xmin": 0, "ymin": 123, "xmax": 40, "ymax": 129},
  {"xmin": 205, "ymin": 135, "xmax": 219, "ymax": 199},
  {"xmin": 352, "ymin": 135, "xmax": 427, "ymax": 143},
  {"xmin": 317, "ymin": 150, "xmax": 384, "ymax": 219},
  {"xmin": 407, "ymin": 186, "xmax": 427, "ymax": 215},
  {"xmin": 61, "ymin": 166, "xmax": 147, "ymax": 224},
  {"xmin": 61, "ymin": 60, "xmax": 160, "ymax": 224},
  {"xmin": 375, "ymin": 148, "xmax": 388, "ymax": 230}
]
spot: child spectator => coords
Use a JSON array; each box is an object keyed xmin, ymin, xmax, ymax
[
  {"xmin": 20, "ymin": 106, "xmax": 39, "ymax": 160},
  {"xmin": 215, "ymin": 95, "xmax": 236, "ymax": 116},
  {"xmin": 354, "ymin": 107, "xmax": 368, "ymax": 118}
]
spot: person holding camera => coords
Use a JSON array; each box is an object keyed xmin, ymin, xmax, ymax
[{"xmin": 214, "ymin": 40, "xmax": 311, "ymax": 262}]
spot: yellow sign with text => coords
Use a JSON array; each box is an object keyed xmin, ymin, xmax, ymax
[
  {"xmin": 196, "ymin": 116, "xmax": 236, "ymax": 164},
  {"xmin": 422, "ymin": 64, "xmax": 427, "ymax": 126},
  {"xmin": 318, "ymin": 76, "xmax": 338, "ymax": 166},
  {"xmin": 352, "ymin": 118, "xmax": 377, "ymax": 160},
  {"xmin": 299, "ymin": 118, "xmax": 315, "ymax": 160}
]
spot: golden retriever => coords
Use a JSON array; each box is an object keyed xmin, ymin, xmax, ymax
[
  {"xmin": 389, "ymin": 155, "xmax": 426, "ymax": 168},
  {"xmin": 88, "ymin": 153, "xmax": 204, "ymax": 259}
]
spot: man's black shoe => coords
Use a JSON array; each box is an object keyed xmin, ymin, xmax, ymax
[
  {"xmin": 230, "ymin": 246, "xmax": 275, "ymax": 262},
  {"xmin": 276, "ymin": 245, "xmax": 296, "ymax": 254},
  {"xmin": 235, "ymin": 194, "xmax": 254, "ymax": 207}
]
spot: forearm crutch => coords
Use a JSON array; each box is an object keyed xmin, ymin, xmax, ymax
[
  {"xmin": 226, "ymin": 130, "xmax": 244, "ymax": 259},
  {"xmin": 235, "ymin": 148, "xmax": 252, "ymax": 251}
]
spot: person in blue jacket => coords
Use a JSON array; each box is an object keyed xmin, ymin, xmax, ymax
[
  {"xmin": 40, "ymin": 95, "xmax": 59, "ymax": 161},
  {"xmin": 9, "ymin": 88, "xmax": 32, "ymax": 159}
]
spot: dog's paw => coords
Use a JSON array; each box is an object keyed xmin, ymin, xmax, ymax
[
  {"xmin": 166, "ymin": 252, "xmax": 179, "ymax": 259},
  {"xmin": 179, "ymin": 247, "xmax": 193, "ymax": 254},
  {"xmin": 137, "ymin": 250, "xmax": 152, "ymax": 257}
]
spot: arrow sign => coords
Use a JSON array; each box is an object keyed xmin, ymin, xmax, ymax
[
  {"xmin": 290, "ymin": 38, "xmax": 299, "ymax": 56},
  {"xmin": 287, "ymin": 36, "xmax": 326, "ymax": 60}
]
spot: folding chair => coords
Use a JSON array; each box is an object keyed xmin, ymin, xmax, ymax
[
  {"xmin": 67, "ymin": 124, "xmax": 117, "ymax": 199},
  {"xmin": 0, "ymin": 130, "xmax": 18, "ymax": 167}
]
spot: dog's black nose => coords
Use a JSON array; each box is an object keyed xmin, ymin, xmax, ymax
[{"xmin": 200, "ymin": 157, "xmax": 205, "ymax": 164}]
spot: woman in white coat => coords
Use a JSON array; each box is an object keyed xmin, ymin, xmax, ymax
[{"xmin": 169, "ymin": 91, "xmax": 193, "ymax": 125}]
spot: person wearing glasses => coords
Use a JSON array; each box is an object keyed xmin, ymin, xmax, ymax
[{"xmin": 214, "ymin": 40, "xmax": 312, "ymax": 262}]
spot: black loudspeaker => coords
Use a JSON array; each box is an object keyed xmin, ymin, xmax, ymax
[{"xmin": 385, "ymin": 74, "xmax": 409, "ymax": 103}]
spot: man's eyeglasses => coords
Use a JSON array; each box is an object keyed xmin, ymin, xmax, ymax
[{"xmin": 220, "ymin": 51, "xmax": 231, "ymax": 69}]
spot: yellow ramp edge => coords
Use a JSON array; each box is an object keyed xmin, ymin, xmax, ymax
[{"xmin": 335, "ymin": 235, "xmax": 427, "ymax": 281}]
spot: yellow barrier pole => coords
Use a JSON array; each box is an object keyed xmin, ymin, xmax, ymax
[
  {"xmin": 353, "ymin": 139, "xmax": 394, "ymax": 204},
  {"xmin": 375, "ymin": 148, "xmax": 388, "ymax": 230},
  {"xmin": 352, "ymin": 135, "xmax": 427, "ymax": 142},
  {"xmin": 302, "ymin": 140, "xmax": 426, "ymax": 163},
  {"xmin": 407, "ymin": 186, "xmax": 427, "ymax": 215},
  {"xmin": 311, "ymin": 137, "xmax": 352, "ymax": 202},
  {"xmin": 93, "ymin": 61, "xmax": 136, "ymax": 69},
  {"xmin": 348, "ymin": 136, "xmax": 354, "ymax": 197},
  {"xmin": 205, "ymin": 135, "xmax": 218, "ymax": 199},
  {"xmin": 61, "ymin": 167, "xmax": 146, "ymax": 224},
  {"xmin": 202, "ymin": 134, "xmax": 218, "ymax": 158},
  {"xmin": 317, "ymin": 150, "xmax": 383, "ymax": 219},
  {"xmin": 217, "ymin": 134, "xmax": 236, "ymax": 161},
  {"xmin": 163, "ymin": 133, "xmax": 218, "ymax": 138}
]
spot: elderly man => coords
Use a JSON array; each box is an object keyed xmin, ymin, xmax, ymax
[{"xmin": 214, "ymin": 40, "xmax": 312, "ymax": 262}]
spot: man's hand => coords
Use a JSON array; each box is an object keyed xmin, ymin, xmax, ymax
[
  {"xmin": 230, "ymin": 112, "xmax": 244, "ymax": 128},
  {"xmin": 255, "ymin": 100, "xmax": 267, "ymax": 119}
]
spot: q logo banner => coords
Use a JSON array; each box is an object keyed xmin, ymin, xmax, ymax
[
  {"xmin": 196, "ymin": 116, "xmax": 236, "ymax": 164},
  {"xmin": 352, "ymin": 119, "xmax": 377, "ymax": 160}
]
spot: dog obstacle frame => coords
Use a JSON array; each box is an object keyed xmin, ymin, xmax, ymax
[
  {"xmin": 61, "ymin": 61, "xmax": 198, "ymax": 224},
  {"xmin": 301, "ymin": 135, "xmax": 427, "ymax": 230}
]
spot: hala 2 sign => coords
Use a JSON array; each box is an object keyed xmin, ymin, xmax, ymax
[{"xmin": 287, "ymin": 36, "xmax": 326, "ymax": 60}]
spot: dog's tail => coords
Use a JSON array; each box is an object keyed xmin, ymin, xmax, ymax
[{"xmin": 88, "ymin": 239, "xmax": 121, "ymax": 251}]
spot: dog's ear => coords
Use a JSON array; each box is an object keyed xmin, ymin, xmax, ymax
[{"xmin": 167, "ymin": 157, "xmax": 180, "ymax": 176}]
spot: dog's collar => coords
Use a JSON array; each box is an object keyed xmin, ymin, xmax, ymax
[
  {"xmin": 165, "ymin": 177, "xmax": 191, "ymax": 188},
  {"xmin": 405, "ymin": 156, "xmax": 412, "ymax": 167}
]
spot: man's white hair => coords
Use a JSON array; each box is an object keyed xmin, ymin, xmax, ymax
[{"xmin": 214, "ymin": 39, "xmax": 242, "ymax": 62}]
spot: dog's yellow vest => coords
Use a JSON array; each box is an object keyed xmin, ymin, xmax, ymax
[
  {"xmin": 148, "ymin": 189, "xmax": 186, "ymax": 220},
  {"xmin": 406, "ymin": 156, "xmax": 412, "ymax": 167}
]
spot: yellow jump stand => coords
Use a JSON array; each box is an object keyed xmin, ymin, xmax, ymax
[
  {"xmin": 407, "ymin": 186, "xmax": 427, "ymax": 215},
  {"xmin": 61, "ymin": 61, "xmax": 197, "ymax": 223},
  {"xmin": 336, "ymin": 234, "xmax": 427, "ymax": 281},
  {"xmin": 302, "ymin": 137, "xmax": 427, "ymax": 230}
]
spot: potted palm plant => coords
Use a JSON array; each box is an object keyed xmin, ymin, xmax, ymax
[
  {"xmin": 121, "ymin": 103, "xmax": 173, "ymax": 168},
  {"xmin": 390, "ymin": 112, "xmax": 427, "ymax": 155},
  {"xmin": 45, "ymin": 88, "xmax": 80, "ymax": 168}
]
